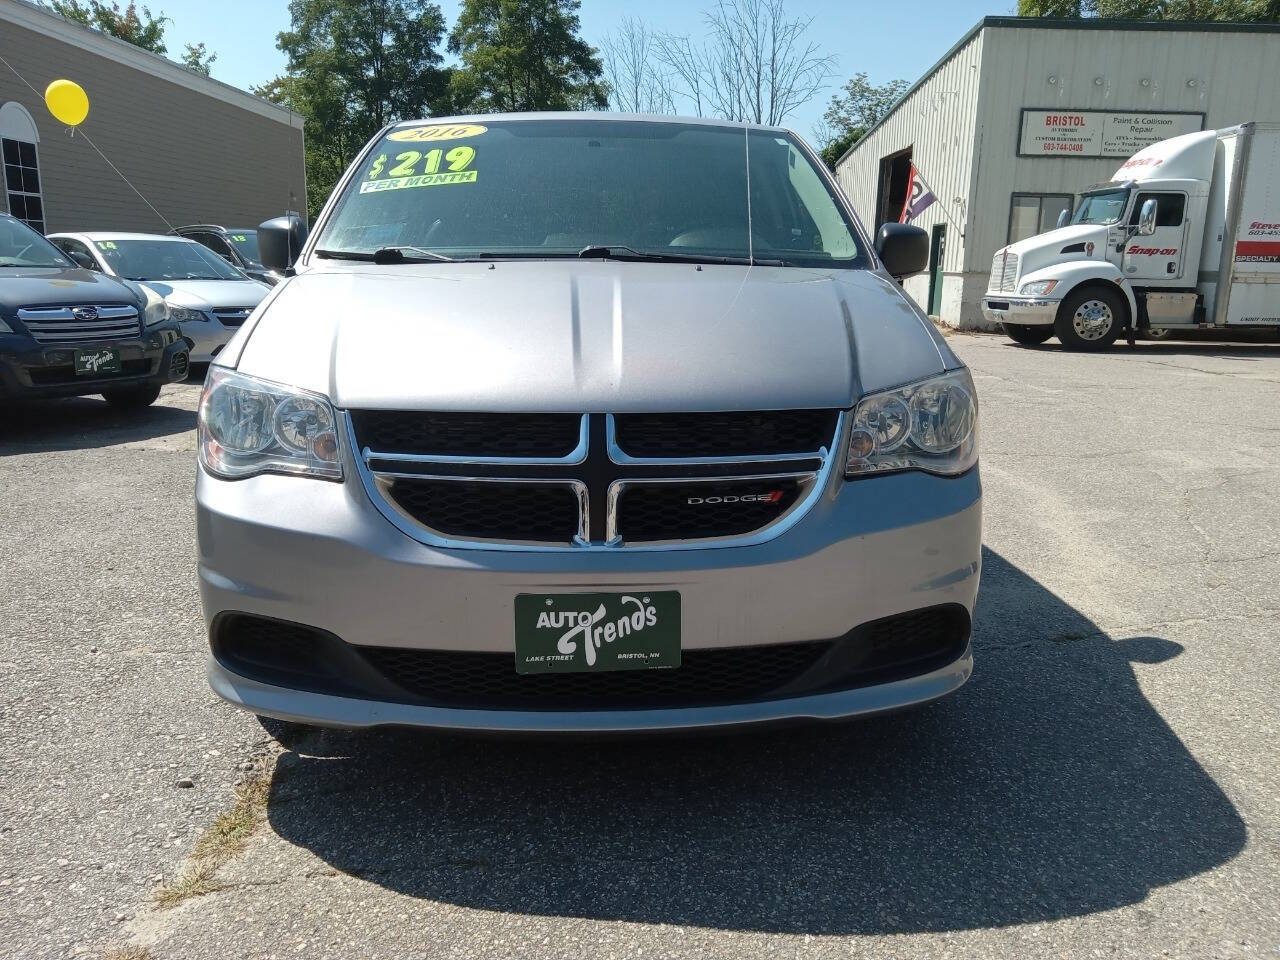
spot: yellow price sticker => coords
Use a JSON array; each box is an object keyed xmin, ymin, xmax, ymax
[
  {"xmin": 231, "ymin": 235, "xmax": 248, "ymax": 242},
  {"xmin": 97, "ymin": 241, "xmax": 117, "ymax": 249},
  {"xmin": 388, "ymin": 123, "xmax": 487, "ymax": 143}
]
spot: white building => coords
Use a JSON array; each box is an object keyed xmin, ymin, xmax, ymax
[{"xmin": 835, "ymin": 16, "xmax": 1280, "ymax": 329}]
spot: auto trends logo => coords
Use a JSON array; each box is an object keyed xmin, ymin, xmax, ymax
[{"xmin": 539, "ymin": 596, "xmax": 659, "ymax": 668}]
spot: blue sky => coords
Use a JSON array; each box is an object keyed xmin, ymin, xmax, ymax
[{"xmin": 156, "ymin": 0, "xmax": 1012, "ymax": 140}]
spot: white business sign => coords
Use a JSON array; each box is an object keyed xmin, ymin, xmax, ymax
[{"xmin": 1019, "ymin": 110, "xmax": 1203, "ymax": 158}]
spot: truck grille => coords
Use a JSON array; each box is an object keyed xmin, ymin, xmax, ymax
[
  {"xmin": 350, "ymin": 410, "xmax": 841, "ymax": 549},
  {"xmin": 16, "ymin": 305, "xmax": 140, "ymax": 344},
  {"xmin": 991, "ymin": 250, "xmax": 1019, "ymax": 293}
]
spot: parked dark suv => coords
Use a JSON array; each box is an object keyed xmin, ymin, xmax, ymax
[
  {"xmin": 172, "ymin": 224, "xmax": 281, "ymax": 286},
  {"xmin": 0, "ymin": 214, "xmax": 189, "ymax": 408}
]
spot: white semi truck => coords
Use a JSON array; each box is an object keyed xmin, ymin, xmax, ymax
[{"xmin": 983, "ymin": 122, "xmax": 1280, "ymax": 350}]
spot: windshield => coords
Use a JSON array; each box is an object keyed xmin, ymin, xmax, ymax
[
  {"xmin": 0, "ymin": 215, "xmax": 73, "ymax": 268},
  {"xmin": 1072, "ymin": 188, "xmax": 1129, "ymax": 225},
  {"xmin": 318, "ymin": 119, "xmax": 866, "ymax": 268},
  {"xmin": 228, "ymin": 231, "xmax": 262, "ymax": 264},
  {"xmin": 95, "ymin": 238, "xmax": 245, "ymax": 281}
]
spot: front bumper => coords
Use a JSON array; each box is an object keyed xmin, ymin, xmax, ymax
[
  {"xmin": 197, "ymin": 453, "xmax": 982, "ymax": 732},
  {"xmin": 0, "ymin": 326, "xmax": 188, "ymax": 401},
  {"xmin": 982, "ymin": 296, "xmax": 1058, "ymax": 327},
  {"xmin": 181, "ymin": 315, "xmax": 238, "ymax": 363}
]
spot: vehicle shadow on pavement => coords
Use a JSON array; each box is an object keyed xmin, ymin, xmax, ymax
[
  {"xmin": 0, "ymin": 396, "xmax": 194, "ymax": 453},
  {"xmin": 263, "ymin": 547, "xmax": 1246, "ymax": 934}
]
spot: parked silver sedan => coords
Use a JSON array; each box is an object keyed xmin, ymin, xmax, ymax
[{"xmin": 48, "ymin": 232, "xmax": 269, "ymax": 362}]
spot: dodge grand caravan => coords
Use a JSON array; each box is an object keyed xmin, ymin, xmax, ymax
[{"xmin": 197, "ymin": 114, "xmax": 982, "ymax": 734}]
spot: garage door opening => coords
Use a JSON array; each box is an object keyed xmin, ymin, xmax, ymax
[{"xmin": 876, "ymin": 148, "xmax": 913, "ymax": 228}]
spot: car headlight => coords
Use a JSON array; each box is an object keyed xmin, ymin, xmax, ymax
[
  {"xmin": 198, "ymin": 367, "xmax": 342, "ymax": 480},
  {"xmin": 846, "ymin": 368, "xmax": 978, "ymax": 478},
  {"xmin": 1018, "ymin": 279, "xmax": 1058, "ymax": 296},
  {"xmin": 143, "ymin": 292, "xmax": 171, "ymax": 327},
  {"xmin": 169, "ymin": 307, "xmax": 208, "ymax": 325}
]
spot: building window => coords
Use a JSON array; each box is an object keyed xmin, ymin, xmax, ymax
[
  {"xmin": 0, "ymin": 102, "xmax": 44, "ymax": 234},
  {"xmin": 1008, "ymin": 193, "xmax": 1073, "ymax": 244}
]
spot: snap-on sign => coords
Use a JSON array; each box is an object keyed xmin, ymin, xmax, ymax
[{"xmin": 1127, "ymin": 245, "xmax": 1179, "ymax": 256}]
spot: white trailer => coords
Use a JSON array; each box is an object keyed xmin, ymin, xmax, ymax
[{"xmin": 982, "ymin": 122, "xmax": 1280, "ymax": 349}]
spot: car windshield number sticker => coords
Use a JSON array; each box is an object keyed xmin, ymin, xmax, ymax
[
  {"xmin": 96, "ymin": 241, "xmax": 117, "ymax": 249},
  {"xmin": 387, "ymin": 123, "xmax": 486, "ymax": 142},
  {"xmin": 360, "ymin": 145, "xmax": 477, "ymax": 193}
]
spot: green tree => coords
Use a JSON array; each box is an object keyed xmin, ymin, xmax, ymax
[
  {"xmin": 47, "ymin": 1, "xmax": 169, "ymax": 52},
  {"xmin": 448, "ymin": 0, "xmax": 607, "ymax": 112},
  {"xmin": 259, "ymin": 0, "xmax": 454, "ymax": 221},
  {"xmin": 181, "ymin": 42, "xmax": 216, "ymax": 76},
  {"xmin": 1018, "ymin": 0, "xmax": 1280, "ymax": 18},
  {"xmin": 817, "ymin": 72, "xmax": 909, "ymax": 169}
]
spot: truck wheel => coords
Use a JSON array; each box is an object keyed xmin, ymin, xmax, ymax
[
  {"xmin": 1055, "ymin": 287, "xmax": 1124, "ymax": 351},
  {"xmin": 1002, "ymin": 323, "xmax": 1054, "ymax": 345},
  {"xmin": 102, "ymin": 384, "xmax": 162, "ymax": 408}
]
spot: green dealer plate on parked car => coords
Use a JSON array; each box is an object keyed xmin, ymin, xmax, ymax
[
  {"xmin": 74, "ymin": 347, "xmax": 121, "ymax": 375},
  {"xmin": 514, "ymin": 592, "xmax": 681, "ymax": 674}
]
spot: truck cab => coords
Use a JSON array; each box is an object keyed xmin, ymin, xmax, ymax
[{"xmin": 982, "ymin": 126, "xmax": 1256, "ymax": 350}]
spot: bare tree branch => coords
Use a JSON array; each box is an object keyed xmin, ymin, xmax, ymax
[
  {"xmin": 601, "ymin": 17, "xmax": 676, "ymax": 113},
  {"xmin": 655, "ymin": 0, "xmax": 834, "ymax": 125}
]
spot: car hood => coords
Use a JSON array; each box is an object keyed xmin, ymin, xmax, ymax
[
  {"xmin": 142, "ymin": 278, "xmax": 269, "ymax": 310},
  {"xmin": 0, "ymin": 267, "xmax": 142, "ymax": 313},
  {"xmin": 233, "ymin": 261, "xmax": 953, "ymax": 412}
]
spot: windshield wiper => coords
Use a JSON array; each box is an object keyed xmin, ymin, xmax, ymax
[
  {"xmin": 577, "ymin": 244, "xmax": 780, "ymax": 266},
  {"xmin": 316, "ymin": 246, "xmax": 454, "ymax": 264}
]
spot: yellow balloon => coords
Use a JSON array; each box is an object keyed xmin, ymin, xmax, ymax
[{"xmin": 45, "ymin": 79, "xmax": 89, "ymax": 127}]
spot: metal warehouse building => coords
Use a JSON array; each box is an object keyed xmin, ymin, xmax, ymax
[
  {"xmin": 835, "ymin": 16, "xmax": 1280, "ymax": 329},
  {"xmin": 0, "ymin": 0, "xmax": 305, "ymax": 235}
]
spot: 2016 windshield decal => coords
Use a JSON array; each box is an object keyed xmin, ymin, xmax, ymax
[
  {"xmin": 360, "ymin": 145, "xmax": 477, "ymax": 193},
  {"xmin": 540, "ymin": 596, "xmax": 660, "ymax": 668}
]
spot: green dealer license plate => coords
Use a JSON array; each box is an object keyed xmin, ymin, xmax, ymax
[
  {"xmin": 514, "ymin": 592, "xmax": 681, "ymax": 675},
  {"xmin": 74, "ymin": 347, "xmax": 121, "ymax": 375}
]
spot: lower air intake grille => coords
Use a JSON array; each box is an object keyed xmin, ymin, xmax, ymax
[
  {"xmin": 384, "ymin": 478, "xmax": 580, "ymax": 543},
  {"xmin": 211, "ymin": 606, "xmax": 970, "ymax": 711}
]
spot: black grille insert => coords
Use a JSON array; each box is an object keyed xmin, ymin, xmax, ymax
[
  {"xmin": 613, "ymin": 410, "xmax": 839, "ymax": 458},
  {"xmin": 211, "ymin": 606, "xmax": 970, "ymax": 712},
  {"xmin": 351, "ymin": 411, "xmax": 581, "ymax": 458},
  {"xmin": 618, "ymin": 478, "xmax": 804, "ymax": 543},
  {"xmin": 385, "ymin": 478, "xmax": 580, "ymax": 543}
]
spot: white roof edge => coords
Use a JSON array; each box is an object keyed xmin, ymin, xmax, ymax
[
  {"xmin": 390, "ymin": 111, "xmax": 794, "ymax": 133},
  {"xmin": 1, "ymin": 0, "xmax": 302, "ymax": 130}
]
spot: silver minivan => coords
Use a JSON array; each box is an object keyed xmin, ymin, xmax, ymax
[{"xmin": 196, "ymin": 114, "xmax": 981, "ymax": 734}]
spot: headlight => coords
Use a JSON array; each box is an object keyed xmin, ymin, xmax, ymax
[
  {"xmin": 143, "ymin": 291, "xmax": 170, "ymax": 327},
  {"xmin": 846, "ymin": 368, "xmax": 978, "ymax": 478},
  {"xmin": 169, "ymin": 307, "xmax": 207, "ymax": 325},
  {"xmin": 198, "ymin": 368, "xmax": 342, "ymax": 480},
  {"xmin": 1018, "ymin": 279, "xmax": 1058, "ymax": 296}
]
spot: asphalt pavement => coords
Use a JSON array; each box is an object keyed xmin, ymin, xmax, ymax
[{"xmin": 1, "ymin": 335, "xmax": 1278, "ymax": 959}]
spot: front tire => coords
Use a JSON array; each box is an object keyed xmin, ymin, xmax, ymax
[
  {"xmin": 1002, "ymin": 323, "xmax": 1054, "ymax": 345},
  {"xmin": 1055, "ymin": 286, "xmax": 1124, "ymax": 351},
  {"xmin": 102, "ymin": 383, "xmax": 162, "ymax": 408}
]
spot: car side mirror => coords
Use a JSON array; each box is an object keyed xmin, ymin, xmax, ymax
[
  {"xmin": 875, "ymin": 223, "xmax": 930, "ymax": 279},
  {"xmin": 259, "ymin": 214, "xmax": 308, "ymax": 272},
  {"xmin": 1137, "ymin": 198, "xmax": 1158, "ymax": 237},
  {"xmin": 1056, "ymin": 209, "xmax": 1069, "ymax": 229},
  {"xmin": 68, "ymin": 250, "xmax": 97, "ymax": 270}
]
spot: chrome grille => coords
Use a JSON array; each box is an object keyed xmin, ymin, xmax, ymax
[
  {"xmin": 16, "ymin": 305, "xmax": 140, "ymax": 343},
  {"xmin": 990, "ymin": 250, "xmax": 1019, "ymax": 293},
  {"xmin": 211, "ymin": 307, "xmax": 255, "ymax": 328},
  {"xmin": 350, "ymin": 411, "xmax": 842, "ymax": 550}
]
